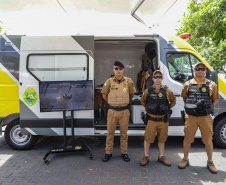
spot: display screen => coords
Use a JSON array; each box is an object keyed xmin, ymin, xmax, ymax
[{"xmin": 39, "ymin": 81, "xmax": 93, "ymax": 112}]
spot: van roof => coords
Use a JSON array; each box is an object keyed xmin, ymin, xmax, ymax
[{"xmin": 166, "ymin": 35, "xmax": 195, "ymax": 51}]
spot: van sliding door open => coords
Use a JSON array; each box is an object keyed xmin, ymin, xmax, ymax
[{"xmin": 94, "ymin": 39, "xmax": 158, "ymax": 135}]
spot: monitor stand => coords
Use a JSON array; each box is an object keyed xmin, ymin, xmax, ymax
[{"xmin": 43, "ymin": 110, "xmax": 93, "ymax": 164}]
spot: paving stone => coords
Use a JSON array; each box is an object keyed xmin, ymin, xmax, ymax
[
  {"xmin": 1, "ymin": 183, "xmax": 18, "ymax": 185},
  {"xmin": 0, "ymin": 135, "xmax": 225, "ymax": 185}
]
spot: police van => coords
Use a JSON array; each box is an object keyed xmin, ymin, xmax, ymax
[{"xmin": 0, "ymin": 34, "xmax": 226, "ymax": 150}]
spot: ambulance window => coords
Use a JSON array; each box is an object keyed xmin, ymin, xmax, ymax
[
  {"xmin": 27, "ymin": 54, "xmax": 88, "ymax": 81},
  {"xmin": 166, "ymin": 53, "xmax": 193, "ymax": 83}
]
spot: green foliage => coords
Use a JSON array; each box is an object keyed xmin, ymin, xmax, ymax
[
  {"xmin": 198, "ymin": 40, "xmax": 226, "ymax": 72},
  {"xmin": 177, "ymin": 0, "xmax": 226, "ymax": 73}
]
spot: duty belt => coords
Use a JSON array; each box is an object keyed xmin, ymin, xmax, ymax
[
  {"xmin": 108, "ymin": 105, "xmax": 129, "ymax": 111},
  {"xmin": 148, "ymin": 116, "xmax": 165, "ymax": 122}
]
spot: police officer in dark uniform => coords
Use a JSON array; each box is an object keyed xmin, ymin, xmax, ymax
[{"xmin": 178, "ymin": 62, "xmax": 220, "ymax": 174}]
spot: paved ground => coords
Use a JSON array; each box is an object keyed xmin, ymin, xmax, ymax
[{"xmin": 0, "ymin": 134, "xmax": 225, "ymax": 185}]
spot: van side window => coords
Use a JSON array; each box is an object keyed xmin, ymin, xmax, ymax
[
  {"xmin": 27, "ymin": 54, "xmax": 88, "ymax": 81},
  {"xmin": 167, "ymin": 53, "xmax": 199, "ymax": 84},
  {"xmin": 167, "ymin": 53, "xmax": 205, "ymax": 83}
]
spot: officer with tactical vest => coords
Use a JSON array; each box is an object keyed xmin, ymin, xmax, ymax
[
  {"xmin": 140, "ymin": 70, "xmax": 176, "ymax": 166},
  {"xmin": 101, "ymin": 61, "xmax": 135, "ymax": 162},
  {"xmin": 178, "ymin": 62, "xmax": 220, "ymax": 174}
]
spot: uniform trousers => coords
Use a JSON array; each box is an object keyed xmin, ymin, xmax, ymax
[{"xmin": 105, "ymin": 109, "xmax": 130, "ymax": 154}]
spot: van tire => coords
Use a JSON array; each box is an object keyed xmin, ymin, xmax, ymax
[
  {"xmin": 4, "ymin": 119, "xmax": 39, "ymax": 150},
  {"xmin": 213, "ymin": 117, "xmax": 226, "ymax": 149}
]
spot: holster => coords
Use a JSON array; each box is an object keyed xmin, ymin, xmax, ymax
[
  {"xmin": 181, "ymin": 110, "xmax": 185, "ymax": 124},
  {"xmin": 141, "ymin": 112, "xmax": 149, "ymax": 125},
  {"xmin": 163, "ymin": 110, "xmax": 172, "ymax": 123}
]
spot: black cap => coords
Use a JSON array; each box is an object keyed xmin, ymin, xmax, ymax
[{"xmin": 114, "ymin": 61, "xmax": 124, "ymax": 68}]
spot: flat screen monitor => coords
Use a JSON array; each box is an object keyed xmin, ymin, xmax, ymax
[{"xmin": 39, "ymin": 80, "xmax": 93, "ymax": 112}]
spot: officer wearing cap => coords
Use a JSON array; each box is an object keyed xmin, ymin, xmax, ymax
[
  {"xmin": 140, "ymin": 70, "xmax": 176, "ymax": 166},
  {"xmin": 101, "ymin": 61, "xmax": 135, "ymax": 162},
  {"xmin": 178, "ymin": 62, "xmax": 220, "ymax": 174}
]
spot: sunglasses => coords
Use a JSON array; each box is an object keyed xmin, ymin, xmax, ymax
[
  {"xmin": 153, "ymin": 76, "xmax": 163, "ymax": 79},
  {"xmin": 195, "ymin": 67, "xmax": 206, "ymax": 71},
  {"xmin": 114, "ymin": 67, "xmax": 123, "ymax": 70}
]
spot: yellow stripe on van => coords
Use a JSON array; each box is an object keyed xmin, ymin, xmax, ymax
[
  {"xmin": 218, "ymin": 77, "xmax": 226, "ymax": 97},
  {"xmin": 0, "ymin": 67, "xmax": 19, "ymax": 117},
  {"xmin": 167, "ymin": 35, "xmax": 226, "ymax": 97},
  {"xmin": 166, "ymin": 35, "xmax": 195, "ymax": 51}
]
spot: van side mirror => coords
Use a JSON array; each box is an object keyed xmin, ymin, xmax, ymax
[{"xmin": 209, "ymin": 70, "xmax": 218, "ymax": 85}]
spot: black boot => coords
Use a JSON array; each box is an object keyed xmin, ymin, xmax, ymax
[
  {"xmin": 121, "ymin": 154, "xmax": 130, "ymax": 162},
  {"xmin": 102, "ymin": 154, "xmax": 112, "ymax": 162}
]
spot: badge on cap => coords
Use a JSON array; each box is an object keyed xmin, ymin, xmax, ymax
[{"xmin": 202, "ymin": 87, "xmax": 206, "ymax": 92}]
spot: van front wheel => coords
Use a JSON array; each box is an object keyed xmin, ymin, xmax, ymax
[
  {"xmin": 4, "ymin": 119, "xmax": 39, "ymax": 150},
  {"xmin": 213, "ymin": 117, "xmax": 226, "ymax": 149}
]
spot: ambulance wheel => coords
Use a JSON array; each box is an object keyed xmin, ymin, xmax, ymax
[
  {"xmin": 213, "ymin": 117, "xmax": 226, "ymax": 149},
  {"xmin": 4, "ymin": 119, "xmax": 39, "ymax": 150}
]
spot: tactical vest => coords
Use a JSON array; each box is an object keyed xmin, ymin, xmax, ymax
[
  {"xmin": 184, "ymin": 80, "xmax": 213, "ymax": 116},
  {"xmin": 146, "ymin": 86, "xmax": 169, "ymax": 115},
  {"xmin": 108, "ymin": 77, "xmax": 130, "ymax": 105}
]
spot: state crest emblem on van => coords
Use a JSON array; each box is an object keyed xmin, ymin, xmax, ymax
[{"xmin": 23, "ymin": 87, "xmax": 38, "ymax": 106}]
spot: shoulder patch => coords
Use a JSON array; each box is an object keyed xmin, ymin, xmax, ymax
[
  {"xmin": 104, "ymin": 82, "xmax": 107, "ymax": 86},
  {"xmin": 210, "ymin": 81, "xmax": 217, "ymax": 86},
  {"xmin": 143, "ymin": 91, "xmax": 145, "ymax": 95},
  {"xmin": 167, "ymin": 88, "xmax": 172, "ymax": 93}
]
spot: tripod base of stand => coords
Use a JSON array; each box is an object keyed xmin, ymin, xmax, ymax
[
  {"xmin": 43, "ymin": 144, "xmax": 93, "ymax": 164},
  {"xmin": 43, "ymin": 111, "xmax": 94, "ymax": 164}
]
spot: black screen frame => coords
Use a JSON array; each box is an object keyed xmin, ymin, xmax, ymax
[{"xmin": 39, "ymin": 80, "xmax": 93, "ymax": 112}]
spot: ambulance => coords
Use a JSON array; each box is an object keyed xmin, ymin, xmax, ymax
[{"xmin": 0, "ymin": 33, "xmax": 226, "ymax": 150}]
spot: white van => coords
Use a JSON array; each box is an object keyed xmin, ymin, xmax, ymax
[{"xmin": 0, "ymin": 34, "xmax": 226, "ymax": 150}]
